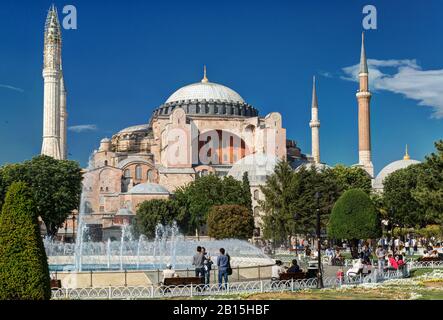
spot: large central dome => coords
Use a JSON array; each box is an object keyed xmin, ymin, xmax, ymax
[{"xmin": 166, "ymin": 81, "xmax": 245, "ymax": 104}]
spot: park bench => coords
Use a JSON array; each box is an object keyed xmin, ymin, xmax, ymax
[
  {"xmin": 417, "ymin": 256, "xmax": 442, "ymax": 262},
  {"xmin": 162, "ymin": 276, "xmax": 204, "ymax": 287},
  {"xmin": 279, "ymin": 272, "xmax": 307, "ymax": 281},
  {"xmin": 50, "ymin": 279, "xmax": 61, "ymax": 289}
]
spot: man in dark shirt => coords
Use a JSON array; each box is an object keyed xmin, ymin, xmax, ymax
[
  {"xmin": 217, "ymin": 248, "xmax": 229, "ymax": 289},
  {"xmin": 287, "ymin": 259, "xmax": 301, "ymax": 273}
]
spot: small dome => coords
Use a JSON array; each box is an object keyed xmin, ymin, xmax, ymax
[
  {"xmin": 127, "ymin": 183, "xmax": 170, "ymax": 195},
  {"xmin": 228, "ymin": 153, "xmax": 279, "ymax": 184},
  {"xmin": 166, "ymin": 81, "xmax": 245, "ymax": 104},
  {"xmin": 374, "ymin": 159, "xmax": 421, "ymax": 191},
  {"xmin": 118, "ymin": 124, "xmax": 150, "ymax": 134}
]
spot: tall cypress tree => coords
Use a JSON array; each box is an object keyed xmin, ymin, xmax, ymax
[
  {"xmin": 0, "ymin": 182, "xmax": 51, "ymax": 300},
  {"xmin": 242, "ymin": 172, "xmax": 253, "ymax": 212}
]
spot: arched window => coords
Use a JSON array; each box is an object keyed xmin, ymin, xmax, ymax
[
  {"xmin": 135, "ymin": 165, "xmax": 142, "ymax": 180},
  {"xmin": 104, "ymin": 160, "xmax": 108, "ymax": 166},
  {"xmin": 147, "ymin": 170, "xmax": 154, "ymax": 182},
  {"xmin": 124, "ymin": 169, "xmax": 131, "ymax": 178},
  {"xmin": 254, "ymin": 189, "xmax": 260, "ymax": 201},
  {"xmin": 254, "ymin": 206, "xmax": 260, "ymax": 217}
]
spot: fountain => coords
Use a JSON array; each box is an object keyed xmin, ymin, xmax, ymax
[{"xmin": 44, "ymin": 154, "xmax": 273, "ymax": 273}]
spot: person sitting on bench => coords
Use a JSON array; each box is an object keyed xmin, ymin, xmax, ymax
[
  {"xmin": 346, "ymin": 258, "xmax": 364, "ymax": 277},
  {"xmin": 162, "ymin": 264, "xmax": 177, "ymax": 282},
  {"xmin": 287, "ymin": 259, "xmax": 301, "ymax": 273}
]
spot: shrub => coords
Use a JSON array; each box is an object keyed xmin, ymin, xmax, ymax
[
  {"xmin": 328, "ymin": 188, "xmax": 381, "ymax": 258},
  {"xmin": 0, "ymin": 182, "xmax": 51, "ymax": 300},
  {"xmin": 207, "ymin": 205, "xmax": 254, "ymax": 240}
]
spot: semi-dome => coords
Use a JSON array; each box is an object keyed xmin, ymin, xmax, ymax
[
  {"xmin": 118, "ymin": 124, "xmax": 150, "ymax": 134},
  {"xmin": 127, "ymin": 182, "xmax": 170, "ymax": 195},
  {"xmin": 166, "ymin": 81, "xmax": 244, "ymax": 104},
  {"xmin": 374, "ymin": 150, "xmax": 421, "ymax": 191},
  {"xmin": 228, "ymin": 152, "xmax": 280, "ymax": 185}
]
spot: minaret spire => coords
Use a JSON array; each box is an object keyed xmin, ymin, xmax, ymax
[
  {"xmin": 41, "ymin": 5, "xmax": 62, "ymax": 159},
  {"xmin": 403, "ymin": 144, "xmax": 410, "ymax": 160},
  {"xmin": 356, "ymin": 32, "xmax": 373, "ymax": 177},
  {"xmin": 201, "ymin": 65, "xmax": 209, "ymax": 83},
  {"xmin": 309, "ymin": 76, "xmax": 320, "ymax": 164},
  {"xmin": 360, "ymin": 32, "xmax": 368, "ymax": 74}
]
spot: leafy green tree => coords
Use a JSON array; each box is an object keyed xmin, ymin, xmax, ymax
[
  {"xmin": 330, "ymin": 165, "xmax": 372, "ymax": 194},
  {"xmin": 328, "ymin": 189, "xmax": 381, "ymax": 258},
  {"xmin": 0, "ymin": 155, "xmax": 83, "ymax": 236},
  {"xmin": 207, "ymin": 205, "xmax": 254, "ymax": 240},
  {"xmin": 171, "ymin": 174, "xmax": 248, "ymax": 236},
  {"xmin": 382, "ymin": 164, "xmax": 426, "ymax": 228},
  {"xmin": 413, "ymin": 140, "xmax": 443, "ymax": 224},
  {"xmin": 134, "ymin": 199, "xmax": 175, "ymax": 238},
  {"xmin": 0, "ymin": 182, "xmax": 51, "ymax": 300}
]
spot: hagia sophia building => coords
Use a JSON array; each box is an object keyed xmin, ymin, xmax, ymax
[{"xmin": 40, "ymin": 7, "xmax": 420, "ymax": 241}]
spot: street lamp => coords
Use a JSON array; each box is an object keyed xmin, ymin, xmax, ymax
[
  {"xmin": 72, "ymin": 215, "xmax": 76, "ymax": 242},
  {"xmin": 315, "ymin": 191, "xmax": 324, "ymax": 289},
  {"xmin": 293, "ymin": 213, "xmax": 299, "ymax": 255}
]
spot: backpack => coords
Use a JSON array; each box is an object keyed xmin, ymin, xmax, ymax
[{"xmin": 226, "ymin": 254, "xmax": 232, "ymax": 275}]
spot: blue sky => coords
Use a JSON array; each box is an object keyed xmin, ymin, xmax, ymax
[{"xmin": 0, "ymin": 0, "xmax": 442, "ymax": 174}]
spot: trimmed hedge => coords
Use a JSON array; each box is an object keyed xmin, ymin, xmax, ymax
[
  {"xmin": 327, "ymin": 188, "xmax": 381, "ymax": 240},
  {"xmin": 0, "ymin": 182, "xmax": 51, "ymax": 300},
  {"xmin": 207, "ymin": 204, "xmax": 254, "ymax": 240}
]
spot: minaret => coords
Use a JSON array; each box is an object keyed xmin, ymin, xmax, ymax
[
  {"xmin": 60, "ymin": 72, "xmax": 67, "ymax": 159},
  {"xmin": 309, "ymin": 76, "xmax": 320, "ymax": 164},
  {"xmin": 356, "ymin": 32, "xmax": 374, "ymax": 177},
  {"xmin": 403, "ymin": 144, "xmax": 410, "ymax": 160},
  {"xmin": 41, "ymin": 5, "xmax": 62, "ymax": 159}
]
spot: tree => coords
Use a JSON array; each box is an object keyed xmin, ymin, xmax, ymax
[
  {"xmin": 207, "ymin": 205, "xmax": 254, "ymax": 239},
  {"xmin": 170, "ymin": 174, "xmax": 247, "ymax": 236},
  {"xmin": 413, "ymin": 140, "xmax": 443, "ymax": 224},
  {"xmin": 259, "ymin": 161, "xmax": 298, "ymax": 244},
  {"xmin": 328, "ymin": 189, "xmax": 381, "ymax": 258},
  {"xmin": 330, "ymin": 165, "xmax": 372, "ymax": 194},
  {"xmin": 0, "ymin": 182, "xmax": 51, "ymax": 300},
  {"xmin": 0, "ymin": 155, "xmax": 83, "ymax": 236},
  {"xmin": 241, "ymin": 172, "xmax": 253, "ymax": 213},
  {"xmin": 134, "ymin": 199, "xmax": 175, "ymax": 238},
  {"xmin": 382, "ymin": 164, "xmax": 426, "ymax": 229}
]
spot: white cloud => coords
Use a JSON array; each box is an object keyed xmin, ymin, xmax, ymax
[
  {"xmin": 68, "ymin": 124, "xmax": 98, "ymax": 133},
  {"xmin": 341, "ymin": 59, "xmax": 443, "ymax": 119},
  {"xmin": 0, "ymin": 84, "xmax": 24, "ymax": 93}
]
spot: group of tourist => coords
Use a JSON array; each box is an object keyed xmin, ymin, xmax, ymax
[
  {"xmin": 162, "ymin": 246, "xmax": 231, "ymax": 288},
  {"xmin": 271, "ymin": 259, "xmax": 302, "ymax": 283},
  {"xmin": 192, "ymin": 246, "xmax": 231, "ymax": 289}
]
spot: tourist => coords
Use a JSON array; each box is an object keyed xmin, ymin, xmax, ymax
[
  {"xmin": 305, "ymin": 246, "xmax": 311, "ymax": 258},
  {"xmin": 405, "ymin": 239, "xmax": 411, "ymax": 256},
  {"xmin": 192, "ymin": 246, "xmax": 205, "ymax": 280},
  {"xmin": 396, "ymin": 255, "xmax": 405, "ymax": 269},
  {"xmin": 387, "ymin": 254, "xmax": 399, "ymax": 270},
  {"xmin": 336, "ymin": 268, "xmax": 344, "ymax": 284},
  {"xmin": 360, "ymin": 245, "xmax": 371, "ymax": 264},
  {"xmin": 334, "ymin": 248, "xmax": 344, "ymax": 265},
  {"xmin": 325, "ymin": 247, "xmax": 335, "ymax": 265},
  {"xmin": 376, "ymin": 245, "xmax": 386, "ymax": 271},
  {"xmin": 430, "ymin": 249, "xmax": 439, "ymax": 258},
  {"xmin": 412, "ymin": 238, "xmax": 418, "ymax": 254},
  {"xmin": 217, "ymin": 248, "xmax": 229, "ymax": 289},
  {"xmin": 286, "ymin": 259, "xmax": 301, "ymax": 273},
  {"xmin": 202, "ymin": 247, "xmax": 213, "ymax": 286},
  {"xmin": 271, "ymin": 260, "xmax": 285, "ymax": 287},
  {"xmin": 162, "ymin": 263, "xmax": 177, "ymax": 281},
  {"xmin": 346, "ymin": 258, "xmax": 364, "ymax": 278}
]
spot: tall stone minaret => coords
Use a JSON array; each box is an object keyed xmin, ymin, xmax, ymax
[
  {"xmin": 60, "ymin": 72, "xmax": 67, "ymax": 159},
  {"xmin": 41, "ymin": 5, "xmax": 62, "ymax": 159},
  {"xmin": 309, "ymin": 76, "xmax": 320, "ymax": 164},
  {"xmin": 356, "ymin": 32, "xmax": 374, "ymax": 177}
]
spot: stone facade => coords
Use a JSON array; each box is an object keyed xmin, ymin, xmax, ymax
[{"xmin": 67, "ymin": 76, "xmax": 309, "ymax": 240}]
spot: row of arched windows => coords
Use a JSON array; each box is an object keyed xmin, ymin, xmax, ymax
[{"xmin": 123, "ymin": 166, "xmax": 154, "ymax": 182}]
